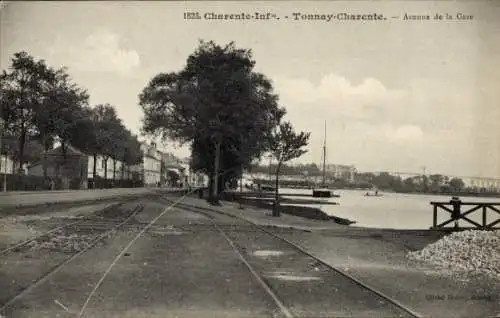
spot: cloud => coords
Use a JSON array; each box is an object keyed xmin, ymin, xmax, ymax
[
  {"xmin": 387, "ymin": 125, "xmax": 424, "ymax": 143},
  {"xmin": 271, "ymin": 73, "xmax": 482, "ymax": 173},
  {"xmin": 273, "ymin": 74, "xmax": 405, "ymax": 126},
  {"xmin": 47, "ymin": 29, "xmax": 141, "ymax": 77}
]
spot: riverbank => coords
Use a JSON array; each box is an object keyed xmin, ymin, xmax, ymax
[
  {"xmin": 220, "ymin": 192, "xmax": 355, "ymax": 225},
  {"xmin": 189, "ymin": 197, "xmax": 500, "ymax": 318}
]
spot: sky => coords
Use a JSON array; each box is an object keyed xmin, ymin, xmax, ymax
[{"xmin": 1, "ymin": 1, "xmax": 499, "ymax": 178}]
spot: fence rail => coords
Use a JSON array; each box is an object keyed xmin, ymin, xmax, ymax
[{"xmin": 430, "ymin": 199, "xmax": 500, "ymax": 230}]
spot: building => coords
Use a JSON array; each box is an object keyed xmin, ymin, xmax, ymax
[
  {"xmin": 27, "ymin": 145, "xmax": 89, "ymax": 189},
  {"xmin": 0, "ymin": 155, "xmax": 28, "ymax": 175},
  {"xmin": 325, "ymin": 164, "xmax": 357, "ymax": 183},
  {"xmin": 161, "ymin": 152, "xmax": 184, "ymax": 186},
  {"xmin": 86, "ymin": 155, "xmax": 135, "ymax": 181},
  {"xmin": 130, "ymin": 142, "xmax": 162, "ymax": 187},
  {"xmin": 87, "ymin": 155, "xmax": 124, "ymax": 180},
  {"xmin": 179, "ymin": 158, "xmax": 208, "ymax": 188}
]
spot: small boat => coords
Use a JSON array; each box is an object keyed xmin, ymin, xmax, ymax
[
  {"xmin": 364, "ymin": 191, "xmax": 383, "ymax": 197},
  {"xmin": 313, "ymin": 188, "xmax": 333, "ymax": 198}
]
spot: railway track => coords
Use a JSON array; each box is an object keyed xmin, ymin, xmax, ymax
[
  {"xmin": 2, "ymin": 193, "xmax": 426, "ymax": 317},
  {"xmin": 0, "ymin": 202, "xmax": 129, "ymax": 256},
  {"xmin": 159, "ymin": 196, "xmax": 424, "ymax": 318},
  {"xmin": 0, "ymin": 201, "xmax": 145, "ymax": 314}
]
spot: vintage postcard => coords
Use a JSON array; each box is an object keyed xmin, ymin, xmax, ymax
[{"xmin": 0, "ymin": 1, "xmax": 498, "ymax": 318}]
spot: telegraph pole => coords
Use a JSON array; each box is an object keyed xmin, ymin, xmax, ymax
[{"xmin": 322, "ymin": 121, "xmax": 326, "ymax": 186}]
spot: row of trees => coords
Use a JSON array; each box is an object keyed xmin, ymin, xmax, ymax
[
  {"xmin": 1, "ymin": 52, "xmax": 143, "ymax": 185},
  {"xmin": 250, "ymin": 169, "xmax": 471, "ymax": 194},
  {"xmin": 140, "ymin": 41, "xmax": 310, "ymax": 215},
  {"xmin": 357, "ymin": 172, "xmax": 469, "ymax": 193},
  {"xmin": 250, "ymin": 162, "xmax": 324, "ymax": 176}
]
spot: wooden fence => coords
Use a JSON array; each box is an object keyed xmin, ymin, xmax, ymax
[{"xmin": 430, "ymin": 198, "xmax": 500, "ymax": 230}]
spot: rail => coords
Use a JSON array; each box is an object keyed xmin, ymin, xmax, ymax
[{"xmin": 430, "ymin": 198, "xmax": 500, "ymax": 230}]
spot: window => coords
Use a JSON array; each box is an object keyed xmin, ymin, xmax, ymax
[{"xmin": 101, "ymin": 159, "xmax": 105, "ymax": 169}]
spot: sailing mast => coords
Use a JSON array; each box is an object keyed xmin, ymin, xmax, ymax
[{"xmin": 322, "ymin": 121, "xmax": 326, "ymax": 187}]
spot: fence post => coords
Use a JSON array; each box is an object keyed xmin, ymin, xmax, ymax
[
  {"xmin": 450, "ymin": 197, "xmax": 461, "ymax": 229},
  {"xmin": 433, "ymin": 204, "xmax": 437, "ymax": 228},
  {"xmin": 482, "ymin": 205, "xmax": 487, "ymax": 229}
]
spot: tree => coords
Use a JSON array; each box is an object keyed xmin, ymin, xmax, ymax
[
  {"xmin": 429, "ymin": 174, "xmax": 445, "ymax": 193},
  {"xmin": 90, "ymin": 104, "xmax": 123, "ymax": 181},
  {"xmin": 45, "ymin": 68, "xmax": 89, "ymax": 155},
  {"xmin": 449, "ymin": 178, "xmax": 465, "ymax": 192},
  {"xmin": 269, "ymin": 121, "xmax": 310, "ymax": 216},
  {"xmin": 139, "ymin": 40, "xmax": 284, "ymax": 202},
  {"xmin": 108, "ymin": 122, "xmax": 128, "ymax": 181},
  {"xmin": 1, "ymin": 52, "xmax": 54, "ymax": 173},
  {"xmin": 37, "ymin": 67, "xmax": 90, "ymax": 178},
  {"xmin": 113, "ymin": 126, "xmax": 142, "ymax": 183},
  {"xmin": 120, "ymin": 132, "xmax": 143, "ymax": 181}
]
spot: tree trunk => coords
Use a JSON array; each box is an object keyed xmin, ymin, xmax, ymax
[
  {"xmin": 121, "ymin": 163, "xmax": 125, "ymax": 180},
  {"xmin": 18, "ymin": 128, "xmax": 26, "ymax": 174},
  {"xmin": 42, "ymin": 135, "xmax": 48, "ymax": 179},
  {"xmin": 92, "ymin": 154, "xmax": 97, "ymax": 178},
  {"xmin": 273, "ymin": 162, "xmax": 281, "ymax": 217},
  {"xmin": 103, "ymin": 157, "xmax": 108, "ymax": 187},
  {"xmin": 61, "ymin": 141, "xmax": 67, "ymax": 157},
  {"xmin": 103, "ymin": 157, "xmax": 108, "ymax": 179},
  {"xmin": 212, "ymin": 141, "xmax": 221, "ymax": 202},
  {"xmin": 113, "ymin": 159, "xmax": 117, "ymax": 180},
  {"xmin": 208, "ymin": 171, "xmax": 214, "ymax": 203}
]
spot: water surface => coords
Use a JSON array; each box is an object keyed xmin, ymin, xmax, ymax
[{"xmin": 280, "ymin": 188, "xmax": 500, "ymax": 230}]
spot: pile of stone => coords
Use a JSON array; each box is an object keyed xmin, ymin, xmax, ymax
[
  {"xmin": 407, "ymin": 230, "xmax": 500, "ymax": 280},
  {"xmin": 28, "ymin": 233, "xmax": 95, "ymax": 253}
]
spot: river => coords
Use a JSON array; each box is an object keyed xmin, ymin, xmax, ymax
[{"xmin": 279, "ymin": 188, "xmax": 500, "ymax": 230}]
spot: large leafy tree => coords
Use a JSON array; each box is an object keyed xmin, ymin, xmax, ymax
[
  {"xmin": 1, "ymin": 52, "xmax": 91, "ymax": 178},
  {"xmin": 89, "ymin": 104, "xmax": 123, "ymax": 180},
  {"xmin": 0, "ymin": 52, "xmax": 54, "ymax": 172},
  {"xmin": 1, "ymin": 51, "xmax": 146, "ymax": 190},
  {"xmin": 449, "ymin": 177, "xmax": 465, "ymax": 192},
  {"xmin": 140, "ymin": 40, "xmax": 284, "ymax": 201},
  {"xmin": 45, "ymin": 68, "xmax": 90, "ymax": 154},
  {"xmin": 111, "ymin": 124, "xmax": 142, "ymax": 181},
  {"xmin": 269, "ymin": 121, "xmax": 310, "ymax": 216},
  {"xmin": 36, "ymin": 66, "xmax": 90, "ymax": 177}
]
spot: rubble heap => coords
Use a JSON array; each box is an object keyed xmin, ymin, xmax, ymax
[
  {"xmin": 28, "ymin": 233, "xmax": 95, "ymax": 253},
  {"xmin": 407, "ymin": 230, "xmax": 500, "ymax": 280}
]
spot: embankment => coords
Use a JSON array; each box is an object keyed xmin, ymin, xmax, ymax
[{"xmin": 220, "ymin": 192, "xmax": 355, "ymax": 225}]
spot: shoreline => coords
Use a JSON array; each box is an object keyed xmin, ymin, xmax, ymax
[
  {"xmin": 221, "ymin": 193, "xmax": 356, "ymax": 226},
  {"xmin": 248, "ymin": 184, "xmax": 500, "ymax": 198}
]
